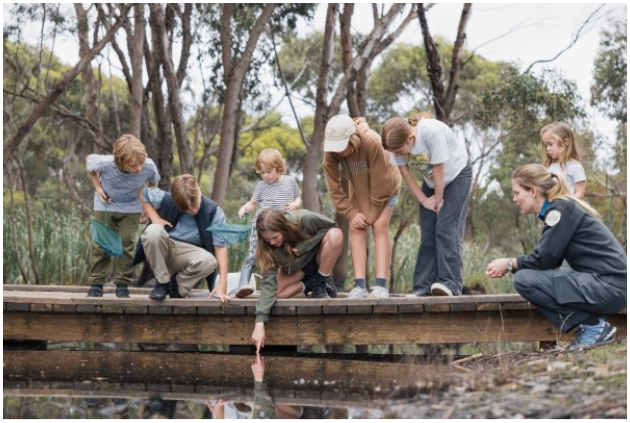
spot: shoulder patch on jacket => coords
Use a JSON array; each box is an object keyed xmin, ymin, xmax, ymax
[{"xmin": 545, "ymin": 210, "xmax": 562, "ymax": 226}]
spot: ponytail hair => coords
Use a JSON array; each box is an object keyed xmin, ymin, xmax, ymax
[
  {"xmin": 381, "ymin": 112, "xmax": 434, "ymax": 151},
  {"xmin": 255, "ymin": 209, "xmax": 309, "ymax": 274},
  {"xmin": 512, "ymin": 164, "xmax": 599, "ymax": 217}
]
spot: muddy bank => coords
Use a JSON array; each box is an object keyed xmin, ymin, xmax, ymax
[{"xmin": 386, "ymin": 340, "xmax": 627, "ymax": 418}]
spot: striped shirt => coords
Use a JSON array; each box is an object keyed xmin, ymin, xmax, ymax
[
  {"xmin": 87, "ymin": 154, "xmax": 160, "ymax": 213},
  {"xmin": 252, "ymin": 175, "xmax": 301, "ymax": 221}
]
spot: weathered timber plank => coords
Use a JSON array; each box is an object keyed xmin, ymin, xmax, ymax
[
  {"xmin": 7, "ymin": 303, "xmax": 30, "ymax": 312},
  {"xmin": 3, "ymin": 309, "xmax": 590, "ymax": 345},
  {"xmin": 52, "ymin": 304, "xmax": 76, "ymax": 313},
  {"xmin": 172, "ymin": 305, "xmax": 197, "ymax": 315},
  {"xmin": 425, "ymin": 303, "xmax": 451, "ymax": 312},
  {"xmin": 30, "ymin": 304, "xmax": 53, "ymax": 312},
  {"xmin": 374, "ymin": 304, "xmax": 398, "ymax": 314},
  {"xmin": 451, "ymin": 303, "xmax": 477, "ymax": 312},
  {"xmin": 77, "ymin": 304, "xmax": 101, "ymax": 313},
  {"xmin": 148, "ymin": 305, "xmax": 173, "ymax": 315},
  {"xmin": 296, "ymin": 306, "xmax": 322, "ymax": 315},
  {"xmin": 323, "ymin": 305, "xmax": 347, "ymax": 315}
]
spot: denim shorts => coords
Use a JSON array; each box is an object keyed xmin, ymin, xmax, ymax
[{"xmin": 387, "ymin": 192, "xmax": 400, "ymax": 207}]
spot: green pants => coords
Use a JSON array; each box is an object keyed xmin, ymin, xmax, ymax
[{"xmin": 88, "ymin": 211, "xmax": 141, "ymax": 286}]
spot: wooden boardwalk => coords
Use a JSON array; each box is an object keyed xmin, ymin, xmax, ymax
[{"xmin": 3, "ymin": 285, "xmax": 626, "ymax": 346}]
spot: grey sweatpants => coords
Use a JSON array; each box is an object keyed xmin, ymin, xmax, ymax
[
  {"xmin": 141, "ymin": 224, "xmax": 217, "ymax": 296},
  {"xmin": 514, "ymin": 268, "xmax": 627, "ymax": 331},
  {"xmin": 412, "ymin": 163, "xmax": 472, "ymax": 295}
]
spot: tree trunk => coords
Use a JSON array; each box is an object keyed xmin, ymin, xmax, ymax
[
  {"xmin": 150, "ymin": 3, "xmax": 193, "ymax": 175},
  {"xmin": 75, "ymin": 4, "xmax": 106, "ymax": 152},
  {"xmin": 302, "ymin": 3, "xmax": 338, "ymax": 213},
  {"xmin": 128, "ymin": 4, "xmax": 145, "ymax": 138},
  {"xmin": 211, "ymin": 3, "xmax": 277, "ymax": 205},
  {"xmin": 418, "ymin": 3, "xmax": 471, "ymax": 124},
  {"xmin": 3, "ymin": 4, "xmax": 131, "ymax": 165},
  {"xmin": 147, "ymin": 10, "xmax": 174, "ymax": 188}
]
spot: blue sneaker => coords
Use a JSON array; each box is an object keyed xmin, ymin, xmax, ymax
[{"xmin": 568, "ymin": 318, "xmax": 616, "ymax": 351}]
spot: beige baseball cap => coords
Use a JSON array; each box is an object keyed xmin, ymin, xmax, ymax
[{"xmin": 324, "ymin": 115, "xmax": 355, "ymax": 152}]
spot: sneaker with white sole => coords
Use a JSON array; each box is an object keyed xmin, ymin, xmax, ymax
[
  {"xmin": 348, "ymin": 286, "xmax": 368, "ymax": 299},
  {"xmin": 369, "ymin": 286, "xmax": 389, "ymax": 299},
  {"xmin": 568, "ymin": 318, "xmax": 617, "ymax": 351},
  {"xmin": 406, "ymin": 290, "xmax": 430, "ymax": 298},
  {"xmin": 431, "ymin": 282, "xmax": 453, "ymax": 296}
]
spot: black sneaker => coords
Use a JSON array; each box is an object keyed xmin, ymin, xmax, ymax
[
  {"xmin": 149, "ymin": 283, "xmax": 169, "ymax": 300},
  {"xmin": 87, "ymin": 284, "xmax": 103, "ymax": 297},
  {"xmin": 168, "ymin": 274, "xmax": 183, "ymax": 298},
  {"xmin": 324, "ymin": 278, "xmax": 337, "ymax": 298},
  {"xmin": 310, "ymin": 282, "xmax": 330, "ymax": 299},
  {"xmin": 115, "ymin": 284, "xmax": 130, "ymax": 298}
]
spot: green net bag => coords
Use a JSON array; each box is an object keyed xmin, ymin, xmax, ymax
[
  {"xmin": 91, "ymin": 209, "xmax": 123, "ymax": 257},
  {"xmin": 206, "ymin": 216, "xmax": 251, "ymax": 245}
]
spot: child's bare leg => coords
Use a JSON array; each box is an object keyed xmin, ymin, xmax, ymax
[
  {"xmin": 277, "ymin": 268, "xmax": 305, "ymax": 298},
  {"xmin": 349, "ymin": 225, "xmax": 367, "ymax": 279},
  {"xmin": 315, "ymin": 228, "xmax": 344, "ymax": 275},
  {"xmin": 373, "ymin": 206, "xmax": 394, "ymax": 279}
]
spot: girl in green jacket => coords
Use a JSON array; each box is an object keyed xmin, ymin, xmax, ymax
[{"xmin": 251, "ymin": 209, "xmax": 344, "ymax": 353}]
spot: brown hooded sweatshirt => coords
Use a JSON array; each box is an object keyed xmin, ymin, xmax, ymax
[{"xmin": 323, "ymin": 117, "xmax": 401, "ymax": 225}]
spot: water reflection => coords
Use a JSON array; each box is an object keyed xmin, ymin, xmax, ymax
[{"xmin": 4, "ymin": 349, "xmax": 459, "ymax": 419}]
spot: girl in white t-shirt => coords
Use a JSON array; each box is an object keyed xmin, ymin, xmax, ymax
[
  {"xmin": 381, "ymin": 114, "xmax": 471, "ymax": 297},
  {"xmin": 540, "ymin": 122, "xmax": 586, "ymax": 199}
]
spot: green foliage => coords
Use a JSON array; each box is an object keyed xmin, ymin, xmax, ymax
[
  {"xmin": 3, "ymin": 203, "xmax": 91, "ymax": 285},
  {"xmin": 590, "ymin": 17, "xmax": 627, "ymax": 122}
]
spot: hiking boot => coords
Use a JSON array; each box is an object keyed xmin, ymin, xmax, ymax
[
  {"xmin": 568, "ymin": 318, "xmax": 617, "ymax": 352},
  {"xmin": 348, "ymin": 286, "xmax": 368, "ymax": 299},
  {"xmin": 115, "ymin": 284, "xmax": 130, "ymax": 298},
  {"xmin": 168, "ymin": 274, "xmax": 183, "ymax": 298},
  {"xmin": 369, "ymin": 286, "xmax": 389, "ymax": 299},
  {"xmin": 325, "ymin": 277, "xmax": 337, "ymax": 298},
  {"xmin": 149, "ymin": 283, "xmax": 169, "ymax": 300},
  {"xmin": 310, "ymin": 282, "xmax": 330, "ymax": 299},
  {"xmin": 87, "ymin": 284, "xmax": 103, "ymax": 298},
  {"xmin": 304, "ymin": 272, "xmax": 330, "ymax": 299},
  {"xmin": 431, "ymin": 282, "xmax": 454, "ymax": 296}
]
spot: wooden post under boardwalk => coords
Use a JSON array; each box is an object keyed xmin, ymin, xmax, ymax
[{"xmin": 3, "ymin": 286, "xmax": 627, "ymax": 347}]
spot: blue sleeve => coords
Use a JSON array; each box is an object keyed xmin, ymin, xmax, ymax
[
  {"xmin": 211, "ymin": 207, "xmax": 227, "ymax": 247},
  {"xmin": 143, "ymin": 187, "xmax": 166, "ymax": 211}
]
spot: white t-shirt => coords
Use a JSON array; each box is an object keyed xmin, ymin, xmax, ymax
[
  {"xmin": 547, "ymin": 160, "xmax": 586, "ymax": 195},
  {"xmin": 391, "ymin": 119, "xmax": 468, "ymax": 188}
]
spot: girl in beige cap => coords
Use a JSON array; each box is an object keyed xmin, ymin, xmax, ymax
[{"xmin": 323, "ymin": 115, "xmax": 401, "ymax": 298}]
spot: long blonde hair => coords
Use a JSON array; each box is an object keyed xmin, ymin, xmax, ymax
[
  {"xmin": 380, "ymin": 112, "xmax": 434, "ymax": 151},
  {"xmin": 540, "ymin": 122, "xmax": 580, "ymax": 170},
  {"xmin": 512, "ymin": 164, "xmax": 598, "ymax": 217},
  {"xmin": 255, "ymin": 210, "xmax": 308, "ymax": 274}
]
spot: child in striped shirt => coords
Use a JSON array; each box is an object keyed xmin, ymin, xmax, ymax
[
  {"xmin": 86, "ymin": 134, "xmax": 159, "ymax": 298},
  {"xmin": 235, "ymin": 148, "xmax": 301, "ymax": 297}
]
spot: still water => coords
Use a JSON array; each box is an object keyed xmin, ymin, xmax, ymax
[{"xmin": 3, "ymin": 345, "xmax": 464, "ymax": 419}]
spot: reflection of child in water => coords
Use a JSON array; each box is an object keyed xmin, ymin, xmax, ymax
[{"xmin": 251, "ymin": 355, "xmax": 333, "ymax": 419}]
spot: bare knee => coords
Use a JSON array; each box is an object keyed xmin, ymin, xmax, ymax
[{"xmin": 325, "ymin": 228, "xmax": 344, "ymax": 249}]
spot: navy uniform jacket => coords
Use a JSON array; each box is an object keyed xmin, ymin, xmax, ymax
[{"xmin": 516, "ymin": 198, "xmax": 626, "ymax": 289}]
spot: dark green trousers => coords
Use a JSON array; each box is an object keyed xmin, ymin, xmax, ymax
[{"xmin": 88, "ymin": 211, "xmax": 141, "ymax": 286}]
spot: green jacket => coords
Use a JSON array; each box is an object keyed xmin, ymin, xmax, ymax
[{"xmin": 255, "ymin": 210, "xmax": 337, "ymax": 323}]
